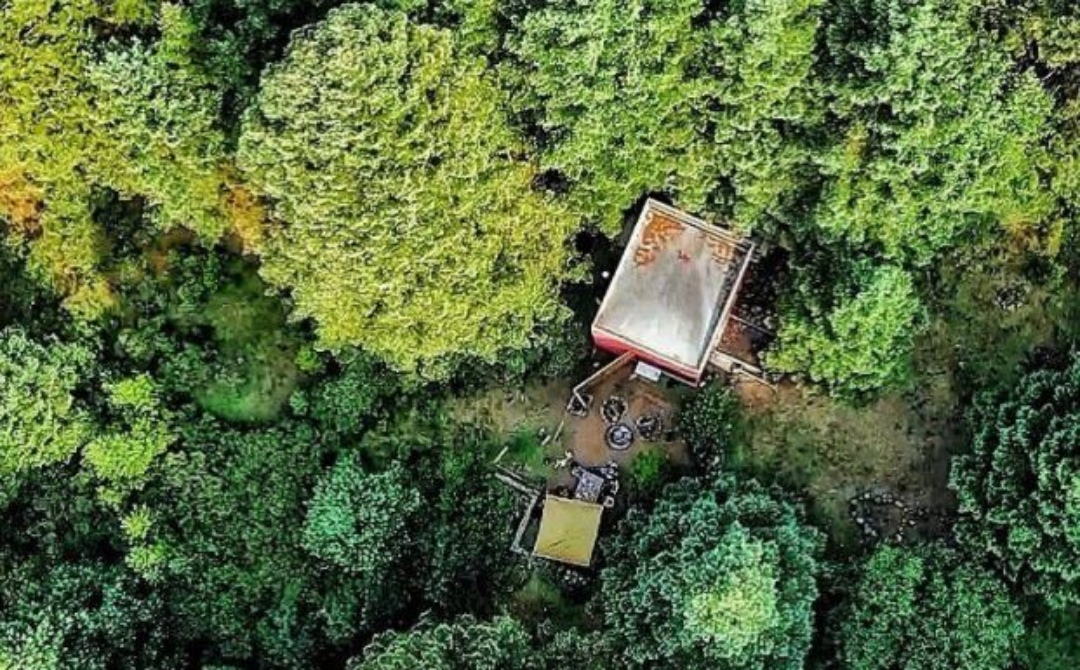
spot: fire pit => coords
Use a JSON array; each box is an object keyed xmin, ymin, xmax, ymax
[
  {"xmin": 601, "ymin": 395, "xmax": 628, "ymax": 425},
  {"xmin": 567, "ymin": 392, "xmax": 592, "ymax": 417},
  {"xmin": 606, "ymin": 422, "xmax": 634, "ymax": 451},
  {"xmin": 635, "ymin": 413, "xmax": 663, "ymax": 441}
]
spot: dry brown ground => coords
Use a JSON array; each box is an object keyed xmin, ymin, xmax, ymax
[
  {"xmin": 735, "ymin": 373, "xmax": 960, "ymax": 548},
  {"xmin": 451, "ymin": 362, "xmax": 964, "ymax": 551},
  {"xmin": 450, "ymin": 370, "xmax": 689, "ymax": 485}
]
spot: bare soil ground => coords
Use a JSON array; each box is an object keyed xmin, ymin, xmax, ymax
[
  {"xmin": 453, "ymin": 361, "xmax": 963, "ymax": 554},
  {"xmin": 450, "ymin": 370, "xmax": 689, "ymax": 486},
  {"xmin": 735, "ymin": 372, "xmax": 960, "ymax": 550}
]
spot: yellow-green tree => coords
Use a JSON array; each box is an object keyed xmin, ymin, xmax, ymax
[
  {"xmin": 0, "ymin": 328, "xmax": 94, "ymax": 475},
  {"xmin": 814, "ymin": 0, "xmax": 1056, "ymax": 264},
  {"xmin": 238, "ymin": 6, "xmax": 577, "ymax": 376},
  {"xmin": 89, "ymin": 4, "xmax": 231, "ymax": 240},
  {"xmin": 769, "ymin": 263, "xmax": 924, "ymax": 398},
  {"xmin": 0, "ymin": 2, "xmax": 232, "ymax": 317}
]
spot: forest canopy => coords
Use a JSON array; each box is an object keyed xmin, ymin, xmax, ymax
[
  {"xmin": 3, "ymin": 0, "xmax": 1080, "ymax": 668},
  {"xmin": 238, "ymin": 5, "xmax": 577, "ymax": 375}
]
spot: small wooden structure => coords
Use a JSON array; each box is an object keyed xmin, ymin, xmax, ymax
[{"xmin": 532, "ymin": 495, "xmax": 604, "ymax": 567}]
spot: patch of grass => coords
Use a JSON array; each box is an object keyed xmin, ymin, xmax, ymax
[
  {"xmin": 739, "ymin": 384, "xmax": 956, "ymax": 553},
  {"xmin": 627, "ymin": 446, "xmax": 671, "ymax": 501},
  {"xmin": 924, "ymin": 266, "xmax": 1060, "ymax": 394},
  {"xmin": 193, "ymin": 268, "xmax": 303, "ymax": 423},
  {"xmin": 504, "ymin": 429, "xmax": 549, "ymax": 479},
  {"xmin": 509, "ymin": 572, "xmax": 585, "ymax": 628},
  {"xmin": 448, "ymin": 381, "xmax": 568, "ymax": 439}
]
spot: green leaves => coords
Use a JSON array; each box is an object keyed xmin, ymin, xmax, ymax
[
  {"xmin": 239, "ymin": 5, "xmax": 577, "ymax": 376},
  {"xmin": 506, "ymin": 0, "xmax": 823, "ymax": 232},
  {"xmin": 139, "ymin": 419, "xmax": 329, "ymax": 664},
  {"xmin": 677, "ymin": 382, "xmax": 744, "ymax": 475},
  {"xmin": 0, "ymin": 2, "xmax": 235, "ymax": 317},
  {"xmin": 83, "ymin": 375, "xmax": 176, "ymax": 498},
  {"xmin": 769, "ymin": 263, "xmax": 924, "ymax": 398},
  {"xmin": 680, "ymin": 529, "xmax": 781, "ymax": 659},
  {"xmin": 838, "ymin": 544, "xmax": 1024, "ymax": 670},
  {"xmin": 89, "ymin": 5, "xmax": 231, "ymax": 240},
  {"xmin": 951, "ymin": 355, "xmax": 1080, "ymax": 608},
  {"xmin": 601, "ymin": 478, "xmax": 823, "ymax": 670},
  {"xmin": 0, "ymin": 328, "xmax": 94, "ymax": 474},
  {"xmin": 349, "ymin": 616, "xmax": 536, "ymax": 670},
  {"xmin": 303, "ymin": 459, "xmax": 421, "ymax": 577},
  {"xmin": 815, "ymin": 0, "xmax": 1055, "ymax": 264}
]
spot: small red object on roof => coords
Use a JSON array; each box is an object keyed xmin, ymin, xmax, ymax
[{"xmin": 592, "ymin": 199, "xmax": 754, "ymax": 382}]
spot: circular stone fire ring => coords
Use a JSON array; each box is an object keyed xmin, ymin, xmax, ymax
[
  {"xmin": 636, "ymin": 413, "xmax": 663, "ymax": 441},
  {"xmin": 606, "ymin": 422, "xmax": 634, "ymax": 451},
  {"xmin": 601, "ymin": 395, "xmax": 628, "ymax": 425}
]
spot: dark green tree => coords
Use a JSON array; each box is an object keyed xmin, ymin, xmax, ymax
[
  {"xmin": 677, "ymin": 382, "xmax": 744, "ymax": 475},
  {"xmin": 837, "ymin": 544, "xmax": 1024, "ymax": 670},
  {"xmin": 305, "ymin": 350, "xmax": 397, "ymax": 437},
  {"xmin": 1022, "ymin": 605, "xmax": 1080, "ymax": 670},
  {"xmin": 601, "ymin": 478, "xmax": 823, "ymax": 670},
  {"xmin": 302, "ymin": 458, "xmax": 421, "ymax": 580},
  {"xmin": 132, "ymin": 419, "xmax": 330, "ymax": 666},
  {"xmin": 415, "ymin": 432, "xmax": 518, "ymax": 614},
  {"xmin": 0, "ymin": 561, "xmax": 176, "ymax": 670},
  {"xmin": 335, "ymin": 419, "xmax": 519, "ymax": 616},
  {"xmin": 951, "ymin": 354, "xmax": 1080, "ymax": 607}
]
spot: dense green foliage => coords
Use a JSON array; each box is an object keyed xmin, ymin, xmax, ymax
[
  {"xmin": 504, "ymin": 0, "xmax": 822, "ymax": 233},
  {"xmin": 769, "ymin": 263, "xmax": 923, "ymax": 397},
  {"xmin": 678, "ymin": 383, "xmax": 744, "ymax": 474},
  {"xmin": 238, "ymin": 5, "xmax": 577, "ymax": 375},
  {"xmin": 1022, "ymin": 605, "xmax": 1080, "ymax": 670},
  {"xmin": 815, "ymin": 0, "xmax": 1056, "ymax": 264},
  {"xmin": 303, "ymin": 458, "xmax": 421, "ymax": 587},
  {"xmin": 348, "ymin": 616, "xmax": 534, "ymax": 670},
  {"xmin": 601, "ymin": 478, "xmax": 823, "ymax": 669},
  {"xmin": 0, "ymin": 561, "xmax": 172, "ymax": 670},
  {"xmin": 4, "ymin": 0, "xmax": 1080, "ymax": 667},
  {"xmin": 951, "ymin": 354, "xmax": 1080, "ymax": 608},
  {"xmin": 837, "ymin": 544, "xmax": 1024, "ymax": 670},
  {"xmin": 0, "ymin": 329, "xmax": 94, "ymax": 475}
]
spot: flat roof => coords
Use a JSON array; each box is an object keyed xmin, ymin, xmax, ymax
[
  {"xmin": 532, "ymin": 496, "xmax": 603, "ymax": 567},
  {"xmin": 593, "ymin": 200, "xmax": 754, "ymax": 372}
]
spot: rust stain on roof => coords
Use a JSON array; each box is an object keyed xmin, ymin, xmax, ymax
[
  {"xmin": 708, "ymin": 235, "xmax": 739, "ymax": 267},
  {"xmin": 633, "ymin": 211, "xmax": 685, "ymax": 267}
]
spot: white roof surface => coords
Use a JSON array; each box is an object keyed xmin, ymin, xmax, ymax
[{"xmin": 593, "ymin": 200, "xmax": 753, "ymax": 371}]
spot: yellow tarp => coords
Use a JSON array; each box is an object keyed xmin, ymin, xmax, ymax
[{"xmin": 533, "ymin": 495, "xmax": 604, "ymax": 567}]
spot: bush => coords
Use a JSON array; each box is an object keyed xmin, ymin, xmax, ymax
[{"xmin": 678, "ymin": 383, "xmax": 743, "ymax": 475}]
